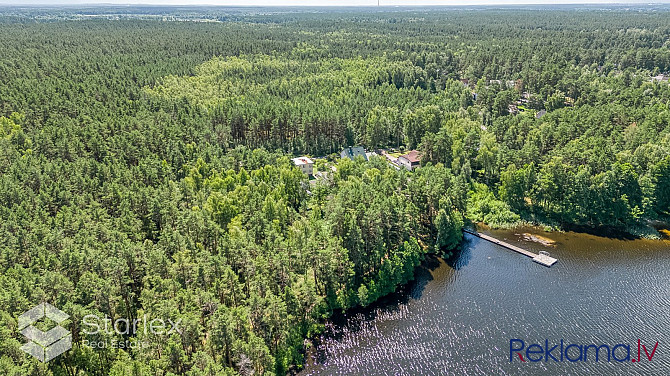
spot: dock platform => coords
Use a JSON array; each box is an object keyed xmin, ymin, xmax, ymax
[
  {"xmin": 463, "ymin": 228, "xmax": 558, "ymax": 267},
  {"xmin": 532, "ymin": 251, "xmax": 558, "ymax": 267}
]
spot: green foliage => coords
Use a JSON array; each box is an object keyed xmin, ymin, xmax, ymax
[
  {"xmin": 468, "ymin": 184, "xmax": 522, "ymax": 228},
  {"xmin": 652, "ymin": 157, "xmax": 670, "ymax": 216},
  {"xmin": 435, "ymin": 208, "xmax": 464, "ymax": 251},
  {"xmin": 499, "ymin": 164, "xmax": 536, "ymax": 212},
  {"xmin": 148, "ymin": 54, "xmax": 434, "ymax": 154}
]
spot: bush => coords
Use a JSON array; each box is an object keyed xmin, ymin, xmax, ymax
[{"xmin": 467, "ymin": 184, "xmax": 521, "ymax": 228}]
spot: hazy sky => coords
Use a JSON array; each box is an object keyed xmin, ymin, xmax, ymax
[{"xmin": 2, "ymin": 0, "xmax": 669, "ymax": 6}]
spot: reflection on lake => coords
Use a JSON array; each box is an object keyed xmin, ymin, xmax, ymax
[{"xmin": 300, "ymin": 228, "xmax": 670, "ymax": 375}]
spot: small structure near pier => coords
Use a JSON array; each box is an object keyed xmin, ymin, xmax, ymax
[{"xmin": 533, "ymin": 251, "xmax": 558, "ymax": 267}]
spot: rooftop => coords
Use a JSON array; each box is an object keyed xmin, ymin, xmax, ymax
[
  {"xmin": 292, "ymin": 157, "xmax": 313, "ymax": 165},
  {"xmin": 341, "ymin": 146, "xmax": 368, "ymax": 160},
  {"xmin": 400, "ymin": 150, "xmax": 421, "ymax": 163}
]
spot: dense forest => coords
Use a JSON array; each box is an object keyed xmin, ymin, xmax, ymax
[{"xmin": 0, "ymin": 5, "xmax": 669, "ymax": 376}]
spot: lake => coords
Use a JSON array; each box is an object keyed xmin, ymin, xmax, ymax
[{"xmin": 300, "ymin": 227, "xmax": 670, "ymax": 375}]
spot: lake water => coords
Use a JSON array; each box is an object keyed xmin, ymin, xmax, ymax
[{"xmin": 300, "ymin": 228, "xmax": 670, "ymax": 375}]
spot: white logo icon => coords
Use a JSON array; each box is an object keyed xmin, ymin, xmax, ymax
[{"xmin": 18, "ymin": 303, "xmax": 72, "ymax": 362}]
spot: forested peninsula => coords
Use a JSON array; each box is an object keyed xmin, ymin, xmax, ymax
[{"xmin": 0, "ymin": 6, "xmax": 669, "ymax": 376}]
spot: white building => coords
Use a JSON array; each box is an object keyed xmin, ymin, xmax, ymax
[
  {"xmin": 292, "ymin": 157, "xmax": 314, "ymax": 176},
  {"xmin": 340, "ymin": 146, "xmax": 368, "ymax": 161},
  {"xmin": 397, "ymin": 150, "xmax": 421, "ymax": 171},
  {"xmin": 651, "ymin": 74, "xmax": 668, "ymax": 83}
]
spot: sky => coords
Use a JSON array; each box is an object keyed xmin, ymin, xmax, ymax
[{"xmin": 1, "ymin": 0, "xmax": 669, "ymax": 6}]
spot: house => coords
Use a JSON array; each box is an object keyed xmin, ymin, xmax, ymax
[
  {"xmin": 397, "ymin": 150, "xmax": 421, "ymax": 171},
  {"xmin": 651, "ymin": 74, "xmax": 668, "ymax": 82},
  {"xmin": 340, "ymin": 146, "xmax": 368, "ymax": 161},
  {"xmin": 292, "ymin": 157, "xmax": 314, "ymax": 176},
  {"xmin": 535, "ymin": 109, "xmax": 547, "ymax": 119}
]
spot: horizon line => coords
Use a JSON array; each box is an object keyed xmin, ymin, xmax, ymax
[{"xmin": 2, "ymin": 2, "xmax": 670, "ymax": 6}]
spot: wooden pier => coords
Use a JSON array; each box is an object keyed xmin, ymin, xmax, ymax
[{"xmin": 463, "ymin": 229, "xmax": 558, "ymax": 267}]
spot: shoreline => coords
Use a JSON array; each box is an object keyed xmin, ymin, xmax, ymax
[
  {"xmin": 476, "ymin": 218, "xmax": 670, "ymax": 241},
  {"xmin": 296, "ymin": 221, "xmax": 670, "ymax": 373}
]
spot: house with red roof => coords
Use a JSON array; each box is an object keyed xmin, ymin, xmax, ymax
[
  {"xmin": 292, "ymin": 156, "xmax": 314, "ymax": 176},
  {"xmin": 397, "ymin": 150, "xmax": 421, "ymax": 171}
]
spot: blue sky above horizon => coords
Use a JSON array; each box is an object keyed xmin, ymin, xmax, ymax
[{"xmin": 1, "ymin": 0, "xmax": 669, "ymax": 6}]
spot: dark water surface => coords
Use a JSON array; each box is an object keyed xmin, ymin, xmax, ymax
[{"xmin": 300, "ymin": 228, "xmax": 670, "ymax": 376}]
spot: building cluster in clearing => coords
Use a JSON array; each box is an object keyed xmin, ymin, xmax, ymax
[
  {"xmin": 339, "ymin": 146, "xmax": 421, "ymax": 171},
  {"xmin": 461, "ymin": 78, "xmax": 551, "ymax": 119},
  {"xmin": 292, "ymin": 146, "xmax": 422, "ymax": 177}
]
